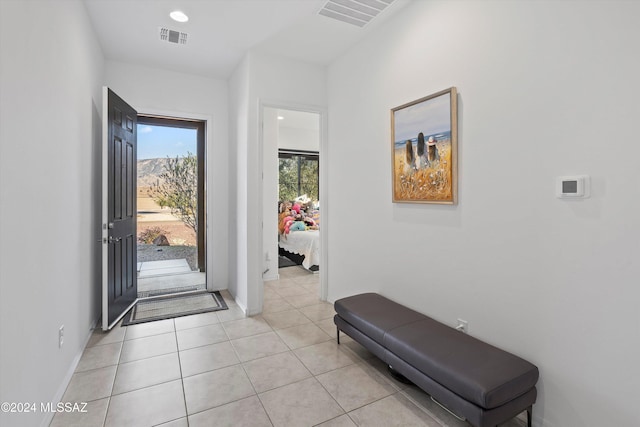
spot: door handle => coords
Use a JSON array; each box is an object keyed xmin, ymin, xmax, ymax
[{"xmin": 108, "ymin": 236, "xmax": 122, "ymax": 243}]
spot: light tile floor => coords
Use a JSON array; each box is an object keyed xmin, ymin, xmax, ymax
[{"xmin": 51, "ymin": 266, "xmax": 527, "ymax": 427}]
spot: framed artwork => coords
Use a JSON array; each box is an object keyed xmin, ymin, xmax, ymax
[{"xmin": 391, "ymin": 87, "xmax": 458, "ymax": 204}]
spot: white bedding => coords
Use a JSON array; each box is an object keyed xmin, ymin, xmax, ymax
[{"xmin": 278, "ymin": 230, "xmax": 320, "ymax": 269}]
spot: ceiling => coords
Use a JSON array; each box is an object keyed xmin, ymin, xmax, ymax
[{"xmin": 84, "ymin": 0, "xmax": 409, "ymax": 79}]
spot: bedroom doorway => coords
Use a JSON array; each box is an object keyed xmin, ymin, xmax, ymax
[
  {"xmin": 261, "ymin": 105, "xmax": 326, "ymax": 305},
  {"xmin": 136, "ymin": 116, "xmax": 206, "ymax": 298},
  {"xmin": 277, "ymin": 149, "xmax": 319, "ymax": 272}
]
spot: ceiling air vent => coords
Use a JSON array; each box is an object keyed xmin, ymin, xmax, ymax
[
  {"xmin": 159, "ymin": 27, "xmax": 188, "ymax": 45},
  {"xmin": 318, "ymin": 0, "xmax": 395, "ymax": 28}
]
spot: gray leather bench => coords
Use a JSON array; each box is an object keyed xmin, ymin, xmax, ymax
[{"xmin": 334, "ymin": 293, "xmax": 538, "ymax": 427}]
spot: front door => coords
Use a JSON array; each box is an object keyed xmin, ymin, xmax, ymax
[{"xmin": 102, "ymin": 87, "xmax": 138, "ymax": 330}]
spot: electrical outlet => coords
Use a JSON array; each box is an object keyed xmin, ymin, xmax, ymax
[
  {"xmin": 58, "ymin": 325, "xmax": 64, "ymax": 348},
  {"xmin": 456, "ymin": 319, "xmax": 468, "ymax": 333}
]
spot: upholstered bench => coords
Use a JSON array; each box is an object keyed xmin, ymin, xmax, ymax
[{"xmin": 333, "ymin": 293, "xmax": 538, "ymax": 427}]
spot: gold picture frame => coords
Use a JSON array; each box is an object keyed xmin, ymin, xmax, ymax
[{"xmin": 391, "ymin": 87, "xmax": 458, "ymax": 204}]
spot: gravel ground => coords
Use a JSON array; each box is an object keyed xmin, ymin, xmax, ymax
[
  {"xmin": 137, "ymin": 222, "xmax": 197, "ymax": 246},
  {"xmin": 137, "ymin": 244, "xmax": 198, "ymax": 271}
]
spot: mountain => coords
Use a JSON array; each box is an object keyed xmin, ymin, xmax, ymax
[{"xmin": 137, "ymin": 158, "xmax": 170, "ymax": 188}]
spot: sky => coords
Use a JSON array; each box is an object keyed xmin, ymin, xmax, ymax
[
  {"xmin": 137, "ymin": 124, "xmax": 197, "ymax": 160},
  {"xmin": 393, "ymin": 92, "xmax": 451, "ymax": 142}
]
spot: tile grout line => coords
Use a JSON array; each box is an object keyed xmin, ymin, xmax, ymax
[
  {"xmin": 104, "ymin": 320, "xmax": 186, "ymax": 426},
  {"xmin": 72, "ymin": 268, "xmax": 318, "ymax": 426},
  {"xmin": 99, "ymin": 323, "xmax": 126, "ymax": 427},
  {"xmin": 255, "ymin": 268, "xmax": 324, "ymax": 424},
  {"xmin": 172, "ymin": 317, "xmax": 191, "ymax": 427},
  {"xmin": 396, "ymin": 388, "xmax": 449, "ymax": 427},
  {"xmin": 235, "ymin": 344, "xmax": 277, "ymax": 427}
]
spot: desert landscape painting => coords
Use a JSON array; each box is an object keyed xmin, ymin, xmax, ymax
[{"xmin": 391, "ymin": 87, "xmax": 457, "ymax": 204}]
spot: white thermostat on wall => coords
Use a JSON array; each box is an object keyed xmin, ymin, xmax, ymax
[{"xmin": 556, "ymin": 175, "xmax": 590, "ymax": 199}]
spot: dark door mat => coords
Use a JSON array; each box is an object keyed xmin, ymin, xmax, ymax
[
  {"xmin": 122, "ymin": 291, "xmax": 228, "ymax": 326},
  {"xmin": 278, "ymin": 255, "xmax": 298, "ymax": 268}
]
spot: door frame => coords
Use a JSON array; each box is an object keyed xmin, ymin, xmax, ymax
[
  {"xmin": 258, "ymin": 101, "xmax": 329, "ymax": 301},
  {"xmin": 137, "ymin": 115, "xmax": 206, "ymax": 272},
  {"xmin": 136, "ymin": 107, "xmax": 214, "ymax": 287}
]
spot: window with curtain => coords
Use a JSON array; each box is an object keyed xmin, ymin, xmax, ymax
[{"xmin": 278, "ymin": 150, "xmax": 319, "ymax": 203}]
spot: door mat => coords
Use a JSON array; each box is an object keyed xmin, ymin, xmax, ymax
[
  {"xmin": 122, "ymin": 291, "xmax": 228, "ymax": 326},
  {"xmin": 278, "ymin": 255, "xmax": 298, "ymax": 268},
  {"xmin": 138, "ymin": 284, "xmax": 207, "ymax": 299}
]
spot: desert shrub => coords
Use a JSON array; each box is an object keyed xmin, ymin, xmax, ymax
[
  {"xmin": 138, "ymin": 226, "xmax": 170, "ymax": 244},
  {"xmin": 149, "ymin": 153, "xmax": 198, "ymax": 235}
]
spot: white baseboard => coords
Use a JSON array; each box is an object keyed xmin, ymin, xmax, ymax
[
  {"xmin": 263, "ymin": 272, "xmax": 280, "ymax": 282},
  {"xmin": 235, "ymin": 299, "xmax": 248, "ymax": 316},
  {"xmin": 533, "ymin": 413, "xmax": 550, "ymax": 427}
]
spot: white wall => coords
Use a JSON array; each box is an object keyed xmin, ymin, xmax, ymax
[
  {"xmin": 327, "ymin": 1, "xmax": 640, "ymax": 427},
  {"xmin": 228, "ymin": 55, "xmax": 251, "ymax": 310},
  {"xmin": 263, "ymin": 107, "xmax": 280, "ymax": 281},
  {"xmin": 105, "ymin": 60, "xmax": 230, "ymax": 291},
  {"xmin": 278, "ymin": 127, "xmax": 319, "ymax": 152},
  {"xmin": 0, "ymin": 1, "xmax": 104, "ymax": 426},
  {"xmin": 232, "ymin": 51, "xmax": 327, "ymax": 314}
]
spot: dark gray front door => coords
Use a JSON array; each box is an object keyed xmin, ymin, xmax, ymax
[{"xmin": 102, "ymin": 88, "xmax": 137, "ymax": 330}]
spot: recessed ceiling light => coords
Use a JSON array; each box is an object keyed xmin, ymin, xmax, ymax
[
  {"xmin": 169, "ymin": 10, "xmax": 189, "ymax": 23},
  {"xmin": 278, "ymin": 116, "xmax": 284, "ymax": 120}
]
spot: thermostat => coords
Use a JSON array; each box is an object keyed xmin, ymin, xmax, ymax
[{"xmin": 556, "ymin": 175, "xmax": 590, "ymax": 199}]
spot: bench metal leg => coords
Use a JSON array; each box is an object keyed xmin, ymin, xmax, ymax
[
  {"xmin": 495, "ymin": 406, "xmax": 532, "ymax": 427},
  {"xmin": 336, "ymin": 326, "xmax": 340, "ymax": 344}
]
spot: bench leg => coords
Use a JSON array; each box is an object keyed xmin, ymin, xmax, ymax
[
  {"xmin": 336, "ymin": 325, "xmax": 340, "ymax": 344},
  {"xmin": 495, "ymin": 406, "xmax": 532, "ymax": 427}
]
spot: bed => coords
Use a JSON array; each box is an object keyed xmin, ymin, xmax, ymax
[{"xmin": 278, "ymin": 229, "xmax": 320, "ymax": 271}]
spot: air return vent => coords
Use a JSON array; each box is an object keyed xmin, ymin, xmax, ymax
[
  {"xmin": 159, "ymin": 27, "xmax": 188, "ymax": 45},
  {"xmin": 318, "ymin": 0, "xmax": 394, "ymax": 28}
]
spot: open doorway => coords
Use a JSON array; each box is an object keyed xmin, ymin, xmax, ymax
[
  {"xmin": 263, "ymin": 107, "xmax": 322, "ymax": 297},
  {"xmin": 136, "ymin": 116, "xmax": 206, "ymax": 298}
]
